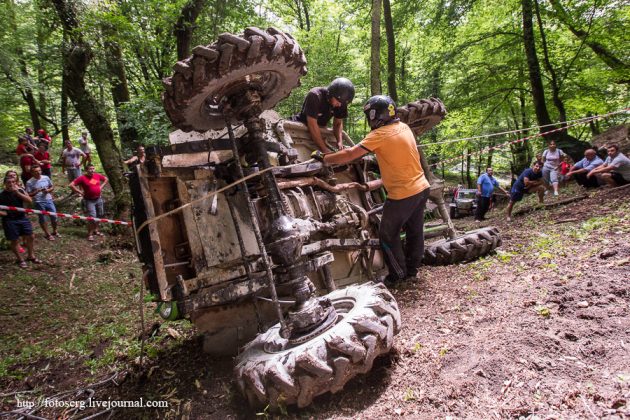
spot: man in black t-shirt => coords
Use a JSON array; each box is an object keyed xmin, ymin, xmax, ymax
[
  {"xmin": 0, "ymin": 176, "xmax": 41, "ymax": 267},
  {"xmin": 505, "ymin": 162, "xmax": 546, "ymax": 222},
  {"xmin": 292, "ymin": 77, "xmax": 355, "ymax": 153}
]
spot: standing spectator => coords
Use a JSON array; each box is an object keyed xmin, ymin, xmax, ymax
[
  {"xmin": 77, "ymin": 131, "xmax": 92, "ymax": 170},
  {"xmin": 69, "ymin": 164, "xmax": 108, "ymax": 241},
  {"xmin": 16, "ymin": 137, "xmax": 39, "ymax": 186},
  {"xmin": 0, "ymin": 175, "xmax": 41, "ymax": 267},
  {"xmin": 506, "ymin": 161, "xmax": 546, "ymax": 222},
  {"xmin": 36, "ymin": 129, "xmax": 52, "ymax": 149},
  {"xmin": 533, "ymin": 153, "xmax": 543, "ymax": 167},
  {"xmin": 124, "ymin": 145, "xmax": 146, "ymax": 167},
  {"xmin": 24, "ymin": 127, "xmax": 38, "ymax": 150},
  {"xmin": 26, "ymin": 164, "xmax": 59, "ymax": 241},
  {"xmin": 475, "ymin": 167, "xmax": 509, "ymax": 222},
  {"xmin": 542, "ymin": 140, "xmax": 565, "ymax": 196},
  {"xmin": 587, "ymin": 144, "xmax": 630, "ymax": 186},
  {"xmin": 33, "ymin": 143, "xmax": 53, "ymax": 178},
  {"xmin": 61, "ymin": 140, "xmax": 86, "ymax": 183},
  {"xmin": 565, "ymin": 149, "xmax": 603, "ymax": 188}
]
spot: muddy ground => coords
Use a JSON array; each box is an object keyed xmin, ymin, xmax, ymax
[{"xmin": 1, "ymin": 185, "xmax": 628, "ymax": 419}]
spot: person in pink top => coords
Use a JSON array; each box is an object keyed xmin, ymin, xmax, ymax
[{"xmin": 69, "ymin": 164, "xmax": 109, "ymax": 241}]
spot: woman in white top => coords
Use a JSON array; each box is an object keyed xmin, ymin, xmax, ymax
[{"xmin": 542, "ymin": 140, "xmax": 565, "ymax": 196}]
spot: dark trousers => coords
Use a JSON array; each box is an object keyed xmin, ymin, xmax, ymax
[
  {"xmin": 379, "ymin": 188, "xmax": 430, "ymax": 280},
  {"xmin": 475, "ymin": 196, "xmax": 491, "ymax": 220},
  {"xmin": 574, "ymin": 172, "xmax": 599, "ymax": 188}
]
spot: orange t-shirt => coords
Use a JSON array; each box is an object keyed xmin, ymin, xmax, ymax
[{"xmin": 359, "ymin": 121, "xmax": 429, "ymax": 200}]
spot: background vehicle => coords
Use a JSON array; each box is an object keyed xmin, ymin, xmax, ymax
[
  {"xmin": 129, "ymin": 27, "xmax": 501, "ymax": 409},
  {"xmin": 449, "ymin": 188, "xmax": 478, "ymax": 219}
]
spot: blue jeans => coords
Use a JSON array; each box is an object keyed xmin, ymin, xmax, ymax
[{"xmin": 34, "ymin": 199, "xmax": 58, "ymax": 224}]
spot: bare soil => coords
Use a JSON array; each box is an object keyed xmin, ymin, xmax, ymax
[{"xmin": 1, "ymin": 186, "xmax": 628, "ymax": 419}]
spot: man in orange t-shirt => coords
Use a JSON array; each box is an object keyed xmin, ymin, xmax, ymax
[{"xmin": 313, "ymin": 95, "xmax": 430, "ymax": 287}]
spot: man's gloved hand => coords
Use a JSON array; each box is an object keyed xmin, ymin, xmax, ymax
[{"xmin": 311, "ymin": 150, "xmax": 326, "ymax": 163}]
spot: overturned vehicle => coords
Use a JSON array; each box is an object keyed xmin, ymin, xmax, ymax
[{"xmin": 129, "ymin": 27, "xmax": 501, "ymax": 409}]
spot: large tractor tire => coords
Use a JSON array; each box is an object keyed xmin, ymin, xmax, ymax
[
  {"xmin": 163, "ymin": 27, "xmax": 307, "ymax": 132},
  {"xmin": 396, "ymin": 98, "xmax": 447, "ymax": 137},
  {"xmin": 234, "ymin": 282, "xmax": 401, "ymax": 409},
  {"xmin": 423, "ymin": 226, "xmax": 502, "ymax": 265}
]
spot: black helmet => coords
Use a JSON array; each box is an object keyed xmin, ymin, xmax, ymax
[
  {"xmin": 363, "ymin": 95, "xmax": 397, "ymax": 130},
  {"xmin": 328, "ymin": 77, "xmax": 355, "ymax": 105}
]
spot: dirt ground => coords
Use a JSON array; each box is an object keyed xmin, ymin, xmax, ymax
[{"xmin": 1, "ymin": 185, "xmax": 628, "ymax": 419}]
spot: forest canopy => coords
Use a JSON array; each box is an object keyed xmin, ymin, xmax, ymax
[{"xmin": 1, "ymin": 0, "xmax": 628, "ymax": 186}]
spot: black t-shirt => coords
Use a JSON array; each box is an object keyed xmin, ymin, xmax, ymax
[
  {"xmin": 293, "ymin": 87, "xmax": 348, "ymax": 126},
  {"xmin": 0, "ymin": 189, "xmax": 27, "ymax": 220}
]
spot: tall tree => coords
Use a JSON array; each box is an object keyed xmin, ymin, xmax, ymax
[
  {"xmin": 51, "ymin": 0, "xmax": 126, "ymax": 213},
  {"xmin": 383, "ymin": 0, "xmax": 397, "ymax": 102},
  {"xmin": 370, "ymin": 0, "xmax": 382, "ymax": 95},
  {"xmin": 174, "ymin": 0, "xmax": 206, "ymax": 60}
]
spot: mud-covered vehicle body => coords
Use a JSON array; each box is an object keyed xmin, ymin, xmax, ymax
[{"xmin": 129, "ymin": 27, "xmax": 501, "ymax": 409}]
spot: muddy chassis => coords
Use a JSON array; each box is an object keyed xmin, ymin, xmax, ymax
[{"xmin": 129, "ymin": 27, "xmax": 501, "ymax": 409}]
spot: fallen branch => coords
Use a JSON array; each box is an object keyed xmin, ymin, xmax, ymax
[
  {"xmin": 513, "ymin": 194, "xmax": 588, "ymax": 216},
  {"xmin": 555, "ymin": 218, "xmax": 578, "ymax": 224}
]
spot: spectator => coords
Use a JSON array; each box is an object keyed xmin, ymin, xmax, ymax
[
  {"xmin": 559, "ymin": 155, "xmax": 571, "ymax": 185},
  {"xmin": 36, "ymin": 129, "xmax": 52, "ymax": 150},
  {"xmin": 124, "ymin": 145, "xmax": 146, "ymax": 167},
  {"xmin": 61, "ymin": 140, "xmax": 86, "ymax": 183},
  {"xmin": 16, "ymin": 137, "xmax": 39, "ymax": 185},
  {"xmin": 24, "ymin": 127, "xmax": 38, "ymax": 150},
  {"xmin": 587, "ymin": 144, "xmax": 630, "ymax": 187},
  {"xmin": 565, "ymin": 149, "xmax": 603, "ymax": 188},
  {"xmin": 542, "ymin": 140, "xmax": 565, "ymax": 196},
  {"xmin": 33, "ymin": 143, "xmax": 53, "ymax": 178},
  {"xmin": 26, "ymin": 164, "xmax": 59, "ymax": 241},
  {"xmin": 506, "ymin": 161, "xmax": 546, "ymax": 222},
  {"xmin": 77, "ymin": 131, "xmax": 92, "ymax": 170},
  {"xmin": 533, "ymin": 153, "xmax": 543, "ymax": 167},
  {"xmin": 475, "ymin": 167, "xmax": 509, "ymax": 222},
  {"xmin": 0, "ymin": 175, "xmax": 41, "ymax": 268},
  {"xmin": 69, "ymin": 164, "xmax": 108, "ymax": 241}
]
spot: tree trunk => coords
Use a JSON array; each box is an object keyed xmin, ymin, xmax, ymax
[
  {"xmin": 548, "ymin": 0, "xmax": 629, "ymax": 81},
  {"xmin": 522, "ymin": 0, "xmax": 553, "ymax": 130},
  {"xmin": 466, "ymin": 148, "xmax": 473, "ymax": 188},
  {"xmin": 534, "ymin": 0, "xmax": 566, "ymax": 123},
  {"xmin": 102, "ymin": 22, "xmax": 137, "ymax": 151},
  {"xmin": 509, "ymin": 86, "xmax": 531, "ymax": 180},
  {"xmin": 383, "ymin": 0, "xmax": 397, "ymax": 102},
  {"xmin": 36, "ymin": 14, "xmax": 47, "ymax": 130},
  {"xmin": 52, "ymin": 0, "xmax": 127, "ymax": 215},
  {"xmin": 174, "ymin": 0, "xmax": 206, "ymax": 60},
  {"xmin": 61, "ymin": 69, "xmax": 70, "ymax": 144},
  {"xmin": 370, "ymin": 0, "xmax": 382, "ymax": 96}
]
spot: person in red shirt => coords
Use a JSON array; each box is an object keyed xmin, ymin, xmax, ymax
[
  {"xmin": 69, "ymin": 164, "xmax": 109, "ymax": 241},
  {"xmin": 16, "ymin": 137, "xmax": 39, "ymax": 185},
  {"xmin": 33, "ymin": 143, "xmax": 53, "ymax": 178},
  {"xmin": 37, "ymin": 129, "xmax": 52, "ymax": 149}
]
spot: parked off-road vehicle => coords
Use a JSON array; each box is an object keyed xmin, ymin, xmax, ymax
[
  {"xmin": 449, "ymin": 188, "xmax": 478, "ymax": 219},
  {"xmin": 129, "ymin": 27, "xmax": 501, "ymax": 409}
]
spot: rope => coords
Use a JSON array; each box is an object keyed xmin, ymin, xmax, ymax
[
  {"xmin": 420, "ymin": 108, "xmax": 628, "ymax": 147},
  {"xmin": 0, "ymin": 205, "xmax": 130, "ymax": 225}
]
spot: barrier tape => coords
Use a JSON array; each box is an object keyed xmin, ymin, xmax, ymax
[
  {"xmin": 0, "ymin": 204, "xmax": 130, "ymax": 225},
  {"xmin": 421, "ymin": 108, "xmax": 629, "ymax": 146},
  {"xmin": 427, "ymin": 112, "xmax": 620, "ymax": 168}
]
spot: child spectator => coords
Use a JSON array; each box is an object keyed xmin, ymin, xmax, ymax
[
  {"xmin": 26, "ymin": 164, "xmax": 59, "ymax": 241},
  {"xmin": 0, "ymin": 175, "xmax": 41, "ymax": 267}
]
